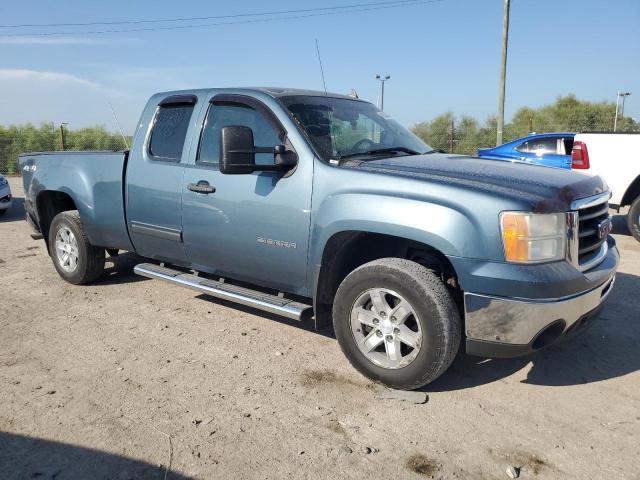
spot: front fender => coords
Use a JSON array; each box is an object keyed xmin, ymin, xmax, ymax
[{"xmin": 308, "ymin": 192, "xmax": 490, "ymax": 277}]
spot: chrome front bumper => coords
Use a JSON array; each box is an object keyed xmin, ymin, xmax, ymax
[{"xmin": 464, "ymin": 273, "xmax": 615, "ymax": 357}]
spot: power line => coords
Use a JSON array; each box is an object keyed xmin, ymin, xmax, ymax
[
  {"xmin": 0, "ymin": 0, "xmax": 443, "ymax": 29},
  {"xmin": 0, "ymin": 0, "xmax": 446, "ymax": 37}
]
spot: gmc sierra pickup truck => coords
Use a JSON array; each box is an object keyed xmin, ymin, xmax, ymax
[{"xmin": 20, "ymin": 88, "xmax": 618, "ymax": 389}]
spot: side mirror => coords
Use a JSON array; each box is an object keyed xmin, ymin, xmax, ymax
[
  {"xmin": 220, "ymin": 125, "xmax": 297, "ymax": 175},
  {"xmin": 220, "ymin": 125, "xmax": 257, "ymax": 175}
]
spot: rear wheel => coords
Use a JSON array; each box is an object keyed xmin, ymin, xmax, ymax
[
  {"xmin": 0, "ymin": 209, "xmax": 6, "ymax": 216},
  {"xmin": 49, "ymin": 211, "xmax": 105, "ymax": 284},
  {"xmin": 628, "ymin": 196, "xmax": 640, "ymax": 242},
  {"xmin": 332, "ymin": 258, "xmax": 461, "ymax": 390}
]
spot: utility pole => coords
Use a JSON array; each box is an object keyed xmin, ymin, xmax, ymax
[
  {"xmin": 449, "ymin": 118, "xmax": 455, "ymax": 153},
  {"xmin": 496, "ymin": 0, "xmax": 511, "ymax": 146},
  {"xmin": 614, "ymin": 93, "xmax": 620, "ymax": 131},
  {"xmin": 375, "ymin": 74, "xmax": 390, "ymax": 110},
  {"xmin": 59, "ymin": 123, "xmax": 68, "ymax": 151},
  {"xmin": 614, "ymin": 91, "xmax": 632, "ymax": 131}
]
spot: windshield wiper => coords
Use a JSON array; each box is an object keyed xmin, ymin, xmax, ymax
[{"xmin": 337, "ymin": 146, "xmax": 423, "ymax": 161}]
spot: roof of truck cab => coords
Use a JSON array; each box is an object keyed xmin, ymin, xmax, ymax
[
  {"xmin": 154, "ymin": 87, "xmax": 364, "ymax": 102},
  {"xmin": 252, "ymin": 87, "xmax": 362, "ymax": 100}
]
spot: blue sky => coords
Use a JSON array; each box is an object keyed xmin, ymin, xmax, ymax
[{"xmin": 0, "ymin": 0, "xmax": 638, "ymax": 133}]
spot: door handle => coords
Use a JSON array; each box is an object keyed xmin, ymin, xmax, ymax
[{"xmin": 188, "ymin": 181, "xmax": 216, "ymax": 194}]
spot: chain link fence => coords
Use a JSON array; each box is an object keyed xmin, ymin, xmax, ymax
[
  {"xmin": 414, "ymin": 121, "xmax": 640, "ymax": 156},
  {"xmin": 2, "ymin": 98, "xmax": 639, "ymax": 174},
  {"xmin": 0, "ymin": 124, "xmax": 130, "ymax": 176}
]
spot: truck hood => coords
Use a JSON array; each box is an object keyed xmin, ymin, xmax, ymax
[{"xmin": 343, "ymin": 153, "xmax": 607, "ymax": 213}]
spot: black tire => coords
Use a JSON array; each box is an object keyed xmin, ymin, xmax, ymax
[
  {"xmin": 49, "ymin": 211, "xmax": 105, "ymax": 285},
  {"xmin": 627, "ymin": 196, "xmax": 640, "ymax": 242},
  {"xmin": 332, "ymin": 258, "xmax": 461, "ymax": 390},
  {"xmin": 0, "ymin": 209, "xmax": 6, "ymax": 216}
]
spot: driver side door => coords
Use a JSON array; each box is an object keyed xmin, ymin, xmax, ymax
[{"xmin": 181, "ymin": 95, "xmax": 312, "ymax": 295}]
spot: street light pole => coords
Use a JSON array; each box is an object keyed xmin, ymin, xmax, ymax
[
  {"xmin": 375, "ymin": 74, "xmax": 391, "ymax": 110},
  {"xmin": 620, "ymin": 92, "xmax": 631, "ymax": 117},
  {"xmin": 496, "ymin": 0, "xmax": 511, "ymax": 146},
  {"xmin": 614, "ymin": 92, "xmax": 632, "ymax": 131}
]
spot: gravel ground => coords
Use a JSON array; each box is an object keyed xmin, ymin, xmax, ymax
[{"xmin": 1, "ymin": 176, "xmax": 639, "ymax": 480}]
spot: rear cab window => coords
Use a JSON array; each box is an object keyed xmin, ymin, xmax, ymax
[{"xmin": 149, "ymin": 95, "xmax": 197, "ymax": 161}]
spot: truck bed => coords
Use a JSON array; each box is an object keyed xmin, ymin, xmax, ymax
[{"xmin": 19, "ymin": 151, "xmax": 133, "ymax": 251}]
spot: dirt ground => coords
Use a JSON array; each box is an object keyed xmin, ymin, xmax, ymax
[{"xmin": 1, "ymin": 176, "xmax": 639, "ymax": 480}]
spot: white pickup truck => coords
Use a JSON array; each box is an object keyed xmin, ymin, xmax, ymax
[{"xmin": 572, "ymin": 133, "xmax": 640, "ymax": 241}]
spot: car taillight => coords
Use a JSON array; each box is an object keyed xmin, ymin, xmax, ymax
[{"xmin": 571, "ymin": 141, "xmax": 590, "ymax": 169}]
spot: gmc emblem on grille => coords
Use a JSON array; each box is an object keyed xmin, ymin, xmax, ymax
[{"xmin": 597, "ymin": 218, "xmax": 612, "ymax": 239}]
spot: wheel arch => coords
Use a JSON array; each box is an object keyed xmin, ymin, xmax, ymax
[
  {"xmin": 620, "ymin": 174, "xmax": 640, "ymax": 207},
  {"xmin": 312, "ymin": 230, "xmax": 460, "ymax": 328},
  {"xmin": 36, "ymin": 190, "xmax": 79, "ymax": 251}
]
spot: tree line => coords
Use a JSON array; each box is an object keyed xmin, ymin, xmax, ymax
[
  {"xmin": 0, "ymin": 123, "xmax": 130, "ymax": 175},
  {"xmin": 412, "ymin": 95, "xmax": 639, "ymax": 155},
  {"xmin": 1, "ymin": 95, "xmax": 638, "ymax": 174}
]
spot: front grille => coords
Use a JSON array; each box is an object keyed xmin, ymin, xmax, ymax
[{"xmin": 577, "ymin": 199, "xmax": 609, "ymax": 266}]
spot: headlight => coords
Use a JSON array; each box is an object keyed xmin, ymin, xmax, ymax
[
  {"xmin": 0, "ymin": 176, "xmax": 7, "ymax": 186},
  {"xmin": 500, "ymin": 212, "xmax": 566, "ymax": 263}
]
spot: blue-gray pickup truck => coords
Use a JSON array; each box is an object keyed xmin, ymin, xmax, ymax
[{"xmin": 19, "ymin": 88, "xmax": 618, "ymax": 389}]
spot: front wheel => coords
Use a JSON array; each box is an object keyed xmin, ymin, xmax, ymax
[
  {"xmin": 49, "ymin": 211, "xmax": 105, "ymax": 284},
  {"xmin": 332, "ymin": 258, "xmax": 461, "ymax": 390},
  {"xmin": 627, "ymin": 196, "xmax": 640, "ymax": 242}
]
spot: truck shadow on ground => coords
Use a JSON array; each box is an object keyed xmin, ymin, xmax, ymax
[
  {"xmin": 196, "ymin": 272, "xmax": 640, "ymax": 390},
  {"xmin": 427, "ymin": 271, "xmax": 640, "ymax": 392},
  {"xmin": 194, "ymin": 293, "xmax": 337, "ymax": 340},
  {"xmin": 0, "ymin": 431, "xmax": 191, "ymax": 480},
  {"xmin": 98, "ymin": 252, "xmax": 150, "ymax": 285},
  {"xmin": 0, "ymin": 196, "xmax": 25, "ymax": 223}
]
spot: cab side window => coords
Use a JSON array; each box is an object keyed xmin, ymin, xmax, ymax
[
  {"xmin": 149, "ymin": 104, "xmax": 194, "ymax": 161},
  {"xmin": 516, "ymin": 137, "xmax": 559, "ymax": 155},
  {"xmin": 198, "ymin": 102, "xmax": 281, "ymax": 166}
]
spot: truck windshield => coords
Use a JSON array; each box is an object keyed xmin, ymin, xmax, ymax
[{"xmin": 279, "ymin": 95, "xmax": 433, "ymax": 161}]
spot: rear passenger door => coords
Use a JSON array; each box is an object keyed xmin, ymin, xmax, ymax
[{"xmin": 126, "ymin": 94, "xmax": 200, "ymax": 263}]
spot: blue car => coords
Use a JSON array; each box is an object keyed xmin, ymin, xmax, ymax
[{"xmin": 477, "ymin": 132, "xmax": 575, "ymax": 169}]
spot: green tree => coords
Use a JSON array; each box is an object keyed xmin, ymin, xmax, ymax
[
  {"xmin": 413, "ymin": 112, "xmax": 454, "ymax": 152},
  {"xmin": 412, "ymin": 95, "xmax": 639, "ymax": 155},
  {"xmin": 0, "ymin": 124, "xmax": 130, "ymax": 175}
]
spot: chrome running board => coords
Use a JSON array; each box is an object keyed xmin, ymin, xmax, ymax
[{"xmin": 134, "ymin": 263, "xmax": 312, "ymax": 321}]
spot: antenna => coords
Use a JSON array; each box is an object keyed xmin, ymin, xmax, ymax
[
  {"xmin": 315, "ymin": 38, "xmax": 327, "ymax": 95},
  {"xmin": 107, "ymin": 100, "xmax": 130, "ymax": 150}
]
